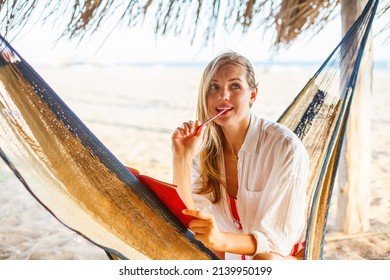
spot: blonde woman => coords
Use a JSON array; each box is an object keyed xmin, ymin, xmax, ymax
[{"xmin": 171, "ymin": 52, "xmax": 309, "ymax": 260}]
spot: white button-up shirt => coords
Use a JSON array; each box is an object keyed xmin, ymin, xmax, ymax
[{"xmin": 192, "ymin": 113, "xmax": 309, "ymax": 259}]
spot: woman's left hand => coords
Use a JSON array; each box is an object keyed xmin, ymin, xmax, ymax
[{"xmin": 182, "ymin": 209, "xmax": 227, "ymax": 252}]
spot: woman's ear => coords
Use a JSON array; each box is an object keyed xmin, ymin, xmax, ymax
[{"xmin": 249, "ymin": 87, "xmax": 258, "ymax": 107}]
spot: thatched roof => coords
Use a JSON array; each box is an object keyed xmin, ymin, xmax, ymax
[{"xmin": 0, "ymin": 0, "xmax": 388, "ymax": 48}]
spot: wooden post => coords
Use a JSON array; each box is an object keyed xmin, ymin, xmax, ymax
[{"xmin": 336, "ymin": 0, "xmax": 372, "ymax": 233}]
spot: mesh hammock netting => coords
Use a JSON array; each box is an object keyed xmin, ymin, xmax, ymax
[{"xmin": 0, "ymin": 0, "xmax": 378, "ymax": 260}]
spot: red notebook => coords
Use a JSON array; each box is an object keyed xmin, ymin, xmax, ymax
[{"xmin": 126, "ymin": 167, "xmax": 193, "ymax": 228}]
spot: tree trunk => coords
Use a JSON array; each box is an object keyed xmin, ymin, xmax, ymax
[{"xmin": 336, "ymin": 0, "xmax": 373, "ymax": 233}]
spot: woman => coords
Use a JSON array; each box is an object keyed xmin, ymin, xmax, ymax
[{"xmin": 171, "ymin": 52, "xmax": 309, "ymax": 260}]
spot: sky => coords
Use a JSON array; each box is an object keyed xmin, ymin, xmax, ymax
[{"xmin": 6, "ymin": 3, "xmax": 390, "ymax": 67}]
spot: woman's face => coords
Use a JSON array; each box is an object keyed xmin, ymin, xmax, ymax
[{"xmin": 206, "ymin": 65, "xmax": 257, "ymax": 128}]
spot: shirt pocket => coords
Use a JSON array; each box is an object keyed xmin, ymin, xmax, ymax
[
  {"xmin": 239, "ymin": 188, "xmax": 263, "ymax": 230},
  {"xmin": 245, "ymin": 182, "xmax": 265, "ymax": 192}
]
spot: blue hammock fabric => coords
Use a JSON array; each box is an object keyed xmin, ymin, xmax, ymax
[{"xmin": 0, "ymin": 0, "xmax": 378, "ymax": 260}]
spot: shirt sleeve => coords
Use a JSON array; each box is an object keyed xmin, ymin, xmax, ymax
[{"xmin": 251, "ymin": 136, "xmax": 309, "ymax": 257}]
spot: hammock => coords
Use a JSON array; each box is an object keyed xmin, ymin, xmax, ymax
[{"xmin": 0, "ymin": 0, "xmax": 378, "ymax": 260}]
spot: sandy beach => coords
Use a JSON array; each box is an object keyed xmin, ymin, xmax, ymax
[{"xmin": 0, "ymin": 64, "xmax": 389, "ymax": 260}]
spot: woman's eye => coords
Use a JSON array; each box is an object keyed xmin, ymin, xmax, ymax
[
  {"xmin": 231, "ymin": 83, "xmax": 241, "ymax": 90},
  {"xmin": 209, "ymin": 84, "xmax": 219, "ymax": 91}
]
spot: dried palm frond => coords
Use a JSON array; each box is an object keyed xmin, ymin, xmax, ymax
[
  {"xmin": 0, "ymin": 0, "xmax": 387, "ymax": 50},
  {"xmin": 376, "ymin": 1, "xmax": 390, "ymax": 43},
  {"xmin": 273, "ymin": 0, "xmax": 339, "ymax": 47}
]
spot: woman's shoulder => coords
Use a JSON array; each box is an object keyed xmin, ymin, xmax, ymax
[
  {"xmin": 253, "ymin": 114, "xmax": 296, "ymax": 140},
  {"xmin": 252, "ymin": 114, "xmax": 307, "ymax": 153}
]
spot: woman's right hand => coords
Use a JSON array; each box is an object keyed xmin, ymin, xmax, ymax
[{"xmin": 171, "ymin": 120, "xmax": 206, "ymax": 160}]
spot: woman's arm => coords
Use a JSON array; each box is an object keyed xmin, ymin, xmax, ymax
[
  {"xmin": 172, "ymin": 154, "xmax": 196, "ymax": 209},
  {"xmin": 183, "ymin": 209, "xmax": 257, "ymax": 256},
  {"xmin": 250, "ymin": 138, "xmax": 309, "ymax": 256},
  {"xmin": 171, "ymin": 120, "xmax": 205, "ymax": 209}
]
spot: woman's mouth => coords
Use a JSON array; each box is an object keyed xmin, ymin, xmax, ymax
[{"xmin": 216, "ymin": 107, "xmax": 233, "ymax": 113}]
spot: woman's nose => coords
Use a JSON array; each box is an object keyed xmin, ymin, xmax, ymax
[{"xmin": 218, "ymin": 87, "xmax": 230, "ymax": 101}]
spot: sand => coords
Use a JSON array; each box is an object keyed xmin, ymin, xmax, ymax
[{"xmin": 0, "ymin": 65, "xmax": 389, "ymax": 260}]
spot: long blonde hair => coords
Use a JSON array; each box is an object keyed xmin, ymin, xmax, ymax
[{"xmin": 195, "ymin": 52, "xmax": 257, "ymax": 203}]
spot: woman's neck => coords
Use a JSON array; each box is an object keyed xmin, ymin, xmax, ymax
[{"xmin": 222, "ymin": 115, "xmax": 251, "ymax": 156}]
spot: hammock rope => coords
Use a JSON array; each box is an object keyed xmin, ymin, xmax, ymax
[
  {"xmin": 0, "ymin": 0, "xmax": 378, "ymax": 260},
  {"xmin": 278, "ymin": 0, "xmax": 378, "ymax": 259},
  {"xmin": 0, "ymin": 33, "xmax": 217, "ymax": 261}
]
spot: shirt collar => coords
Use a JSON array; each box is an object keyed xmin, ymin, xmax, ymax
[{"xmin": 239, "ymin": 112, "xmax": 260, "ymax": 155}]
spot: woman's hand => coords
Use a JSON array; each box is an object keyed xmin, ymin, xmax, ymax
[
  {"xmin": 182, "ymin": 209, "xmax": 227, "ymax": 252},
  {"xmin": 171, "ymin": 120, "xmax": 205, "ymax": 160},
  {"xmin": 171, "ymin": 120, "xmax": 206, "ymax": 209}
]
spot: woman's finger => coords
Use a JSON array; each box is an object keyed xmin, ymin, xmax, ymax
[
  {"xmin": 172, "ymin": 127, "xmax": 185, "ymax": 138},
  {"xmin": 180, "ymin": 121, "xmax": 198, "ymax": 137},
  {"xmin": 182, "ymin": 209, "xmax": 213, "ymax": 220},
  {"xmin": 188, "ymin": 218, "xmax": 212, "ymax": 229}
]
